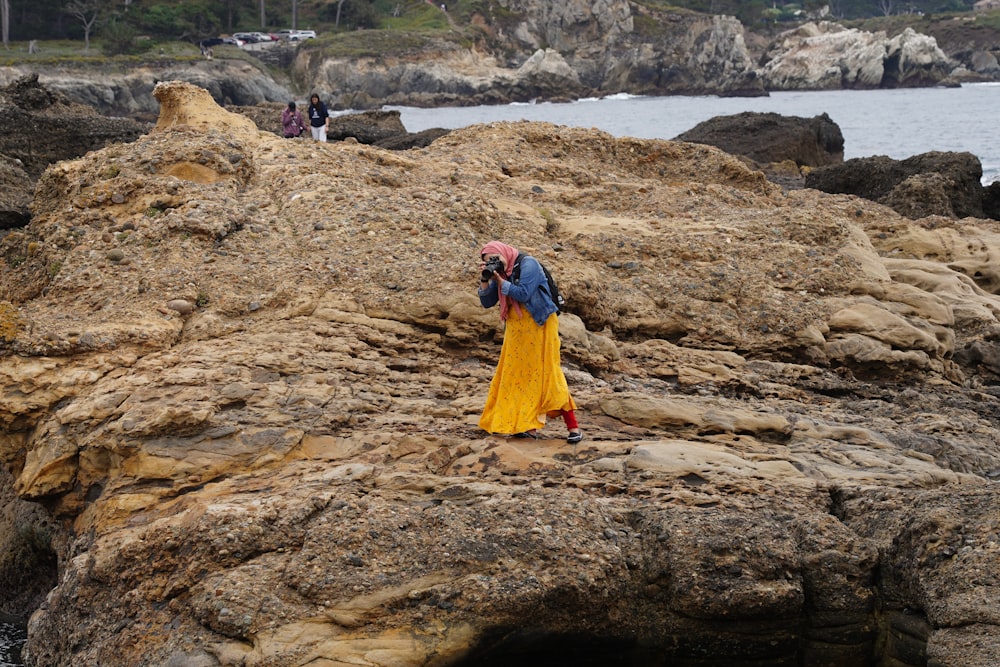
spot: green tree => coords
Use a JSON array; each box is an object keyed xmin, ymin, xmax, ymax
[
  {"xmin": 321, "ymin": 0, "xmax": 377, "ymax": 29},
  {"xmin": 101, "ymin": 14, "xmax": 149, "ymax": 53},
  {"xmin": 65, "ymin": 0, "xmax": 102, "ymax": 50},
  {"xmin": 133, "ymin": 1, "xmax": 224, "ymax": 40}
]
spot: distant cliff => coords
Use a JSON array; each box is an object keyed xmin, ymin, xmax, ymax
[
  {"xmin": 0, "ymin": 59, "xmax": 293, "ymax": 119},
  {"xmin": 758, "ymin": 22, "xmax": 959, "ymax": 90},
  {"xmin": 1, "ymin": 3, "xmax": 998, "ymax": 116}
]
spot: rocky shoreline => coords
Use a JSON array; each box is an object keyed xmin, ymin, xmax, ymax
[
  {"xmin": 1, "ymin": 5, "xmax": 998, "ymax": 118},
  {"xmin": 1, "ymin": 80, "xmax": 999, "ymax": 665}
]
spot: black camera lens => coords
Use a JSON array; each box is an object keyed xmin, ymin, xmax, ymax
[{"xmin": 481, "ymin": 258, "xmax": 502, "ymax": 281}]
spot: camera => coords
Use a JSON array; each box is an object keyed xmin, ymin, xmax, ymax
[{"xmin": 481, "ymin": 257, "xmax": 503, "ymax": 281}]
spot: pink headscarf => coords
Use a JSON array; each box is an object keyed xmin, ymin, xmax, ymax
[{"xmin": 480, "ymin": 241, "xmax": 521, "ymax": 321}]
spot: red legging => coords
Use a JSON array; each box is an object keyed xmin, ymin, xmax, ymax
[{"xmin": 561, "ymin": 409, "xmax": 579, "ymax": 430}]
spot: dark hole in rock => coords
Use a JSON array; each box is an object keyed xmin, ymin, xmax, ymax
[
  {"xmin": 448, "ymin": 610, "xmax": 930, "ymax": 667},
  {"xmin": 449, "ymin": 631, "xmax": 652, "ymax": 666}
]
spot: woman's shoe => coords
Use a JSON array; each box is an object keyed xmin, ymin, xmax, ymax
[
  {"xmin": 566, "ymin": 430, "xmax": 584, "ymax": 444},
  {"xmin": 512, "ymin": 431, "xmax": 537, "ymax": 439}
]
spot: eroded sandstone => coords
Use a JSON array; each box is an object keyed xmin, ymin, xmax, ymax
[{"xmin": 1, "ymin": 81, "xmax": 999, "ymax": 666}]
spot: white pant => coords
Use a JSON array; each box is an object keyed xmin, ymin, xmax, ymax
[{"xmin": 311, "ymin": 125, "xmax": 327, "ymax": 142}]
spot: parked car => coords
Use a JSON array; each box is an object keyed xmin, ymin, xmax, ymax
[
  {"xmin": 233, "ymin": 32, "xmax": 262, "ymax": 43},
  {"xmin": 276, "ymin": 29, "xmax": 317, "ymax": 41}
]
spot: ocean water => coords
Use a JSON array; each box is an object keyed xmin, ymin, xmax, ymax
[
  {"xmin": 384, "ymin": 83, "xmax": 1000, "ymax": 185},
  {"xmin": 0, "ymin": 621, "xmax": 25, "ymax": 667}
]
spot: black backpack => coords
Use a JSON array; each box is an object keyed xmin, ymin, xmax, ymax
[{"xmin": 511, "ymin": 254, "xmax": 565, "ymax": 314}]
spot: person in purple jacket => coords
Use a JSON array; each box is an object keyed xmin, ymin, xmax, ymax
[{"xmin": 281, "ymin": 101, "xmax": 306, "ymax": 138}]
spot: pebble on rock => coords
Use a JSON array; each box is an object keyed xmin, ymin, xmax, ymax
[{"xmin": 166, "ymin": 299, "xmax": 195, "ymax": 315}]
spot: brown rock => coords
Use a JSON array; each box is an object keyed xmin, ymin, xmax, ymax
[
  {"xmin": 805, "ymin": 151, "xmax": 986, "ymax": 220},
  {"xmin": 674, "ymin": 111, "xmax": 845, "ymax": 169},
  {"xmin": 1, "ymin": 81, "xmax": 999, "ymax": 667}
]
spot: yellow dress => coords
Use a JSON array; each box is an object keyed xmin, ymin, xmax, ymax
[{"xmin": 479, "ymin": 308, "xmax": 577, "ymax": 435}]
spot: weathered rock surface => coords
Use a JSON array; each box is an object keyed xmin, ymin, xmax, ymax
[
  {"xmin": 327, "ymin": 110, "xmax": 409, "ymax": 144},
  {"xmin": 593, "ymin": 12, "xmax": 765, "ymax": 98},
  {"xmin": 0, "ymin": 467, "xmax": 58, "ymax": 616},
  {"xmin": 0, "ymin": 154, "xmax": 34, "ymax": 230},
  {"xmin": 758, "ymin": 22, "xmax": 954, "ymax": 90},
  {"xmin": 673, "ymin": 111, "xmax": 844, "ymax": 174},
  {"xmin": 805, "ymin": 151, "xmax": 987, "ymax": 220},
  {"xmin": 0, "ymin": 74, "xmax": 148, "ymax": 179},
  {"xmin": 309, "ymin": 13, "xmax": 765, "ymax": 110},
  {"xmin": 0, "ymin": 60, "xmax": 292, "ymax": 121},
  {"xmin": 2, "ymin": 81, "xmax": 1000, "ymax": 666},
  {"xmin": 984, "ymin": 181, "xmax": 1000, "ymax": 221},
  {"xmin": 298, "ymin": 12, "xmax": 963, "ymax": 109},
  {"xmin": 374, "ymin": 127, "xmax": 452, "ymax": 151}
]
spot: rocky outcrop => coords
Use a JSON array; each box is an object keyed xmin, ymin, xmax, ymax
[
  {"xmin": 328, "ymin": 110, "xmax": 409, "ymax": 144},
  {"xmin": 3, "ymin": 81, "xmax": 1000, "ymax": 666},
  {"xmin": 0, "ymin": 468, "xmax": 59, "ymax": 616},
  {"xmin": 307, "ymin": 44, "xmax": 595, "ymax": 110},
  {"xmin": 674, "ymin": 111, "xmax": 844, "ymax": 169},
  {"xmin": 490, "ymin": 1, "xmax": 763, "ymax": 97},
  {"xmin": 805, "ymin": 151, "xmax": 987, "ymax": 220},
  {"xmin": 496, "ymin": 0, "xmax": 634, "ymax": 53},
  {"xmin": 0, "ymin": 74, "xmax": 148, "ymax": 179},
  {"xmin": 601, "ymin": 13, "xmax": 765, "ymax": 97},
  {"xmin": 0, "ymin": 60, "xmax": 292, "ymax": 120},
  {"xmin": 305, "ymin": 12, "xmax": 765, "ymax": 110},
  {"xmin": 758, "ymin": 22, "xmax": 954, "ymax": 90},
  {"xmin": 984, "ymin": 181, "xmax": 1000, "ymax": 220},
  {"xmin": 302, "ymin": 14, "xmax": 961, "ymax": 109},
  {"xmin": 0, "ymin": 155, "xmax": 33, "ymax": 230},
  {"xmin": 883, "ymin": 27, "xmax": 956, "ymax": 87},
  {"xmin": 374, "ymin": 127, "xmax": 452, "ymax": 150},
  {"xmin": 916, "ymin": 17, "xmax": 1000, "ymax": 83}
]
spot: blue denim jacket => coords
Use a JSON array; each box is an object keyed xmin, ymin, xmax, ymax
[{"xmin": 479, "ymin": 255, "xmax": 558, "ymax": 326}]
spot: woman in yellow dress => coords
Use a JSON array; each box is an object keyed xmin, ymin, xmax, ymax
[{"xmin": 477, "ymin": 241, "xmax": 583, "ymax": 442}]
